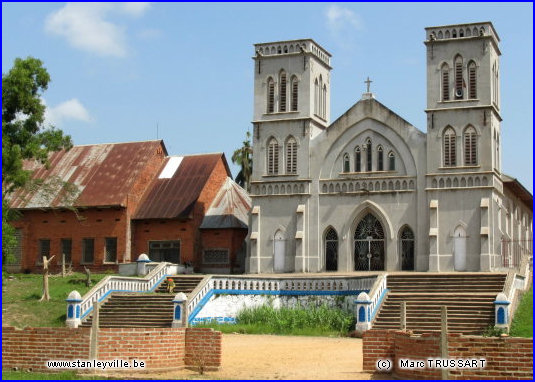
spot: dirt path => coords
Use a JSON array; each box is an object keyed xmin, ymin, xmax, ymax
[{"xmin": 118, "ymin": 333, "xmax": 371, "ymax": 380}]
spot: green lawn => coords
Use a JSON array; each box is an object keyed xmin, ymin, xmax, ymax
[
  {"xmin": 1, "ymin": 370, "xmax": 109, "ymax": 380},
  {"xmin": 2, "ymin": 272, "xmax": 109, "ymax": 328},
  {"xmin": 509, "ymin": 286, "xmax": 533, "ymax": 338}
]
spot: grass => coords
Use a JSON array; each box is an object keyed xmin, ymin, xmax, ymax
[
  {"xmin": 509, "ymin": 286, "xmax": 532, "ymax": 338},
  {"xmin": 196, "ymin": 304, "xmax": 354, "ymax": 337},
  {"xmin": 1, "ymin": 370, "xmax": 108, "ymax": 380},
  {"xmin": 2, "ymin": 272, "xmax": 109, "ymax": 328}
]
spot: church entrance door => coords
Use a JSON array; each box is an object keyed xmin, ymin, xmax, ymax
[
  {"xmin": 400, "ymin": 226, "xmax": 415, "ymax": 271},
  {"xmin": 453, "ymin": 226, "xmax": 467, "ymax": 271},
  {"xmin": 325, "ymin": 228, "xmax": 338, "ymax": 271},
  {"xmin": 354, "ymin": 214, "xmax": 385, "ymax": 271},
  {"xmin": 274, "ymin": 230, "xmax": 285, "ymax": 273}
]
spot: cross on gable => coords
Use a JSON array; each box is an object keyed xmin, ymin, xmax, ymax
[{"xmin": 365, "ymin": 77, "xmax": 373, "ymax": 93}]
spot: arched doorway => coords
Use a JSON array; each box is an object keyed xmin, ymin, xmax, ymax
[
  {"xmin": 400, "ymin": 226, "xmax": 415, "ymax": 271},
  {"xmin": 273, "ymin": 230, "xmax": 286, "ymax": 272},
  {"xmin": 354, "ymin": 213, "xmax": 385, "ymax": 271},
  {"xmin": 453, "ymin": 226, "xmax": 467, "ymax": 271},
  {"xmin": 325, "ymin": 227, "xmax": 338, "ymax": 271}
]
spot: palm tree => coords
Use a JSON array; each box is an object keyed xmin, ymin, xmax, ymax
[{"xmin": 232, "ymin": 131, "xmax": 253, "ymax": 192}]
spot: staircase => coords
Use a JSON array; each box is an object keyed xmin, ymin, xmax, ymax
[
  {"xmin": 81, "ymin": 275, "xmax": 205, "ymax": 328},
  {"xmin": 373, "ymin": 273, "xmax": 507, "ymax": 335}
]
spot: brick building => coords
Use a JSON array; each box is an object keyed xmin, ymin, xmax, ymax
[{"xmin": 7, "ymin": 140, "xmax": 250, "ymax": 274}]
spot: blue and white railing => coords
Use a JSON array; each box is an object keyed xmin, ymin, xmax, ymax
[
  {"xmin": 186, "ymin": 275, "xmax": 377, "ymax": 324},
  {"xmin": 354, "ymin": 274, "xmax": 388, "ymax": 331}
]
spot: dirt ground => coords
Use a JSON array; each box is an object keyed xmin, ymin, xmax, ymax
[{"xmin": 107, "ymin": 333, "xmax": 372, "ymax": 380}]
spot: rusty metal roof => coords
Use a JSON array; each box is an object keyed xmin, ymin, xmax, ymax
[
  {"xmin": 9, "ymin": 140, "xmax": 166, "ymax": 209},
  {"xmin": 200, "ymin": 177, "xmax": 252, "ymax": 229},
  {"xmin": 133, "ymin": 153, "xmax": 229, "ymax": 220}
]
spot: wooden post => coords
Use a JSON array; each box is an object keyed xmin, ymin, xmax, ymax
[
  {"xmin": 61, "ymin": 253, "xmax": 66, "ymax": 278},
  {"xmin": 90, "ymin": 302, "xmax": 99, "ymax": 360},
  {"xmin": 400, "ymin": 301, "xmax": 407, "ymax": 331},
  {"xmin": 440, "ymin": 306, "xmax": 449, "ymax": 380},
  {"xmin": 39, "ymin": 255, "xmax": 55, "ymax": 302}
]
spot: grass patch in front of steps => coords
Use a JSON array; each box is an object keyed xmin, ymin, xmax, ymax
[
  {"xmin": 1, "ymin": 370, "xmax": 110, "ymax": 380},
  {"xmin": 195, "ymin": 304, "xmax": 354, "ymax": 337},
  {"xmin": 509, "ymin": 286, "xmax": 532, "ymax": 338},
  {"xmin": 2, "ymin": 272, "xmax": 109, "ymax": 328}
]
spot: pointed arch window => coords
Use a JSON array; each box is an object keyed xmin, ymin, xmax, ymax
[
  {"xmin": 267, "ymin": 77, "xmax": 275, "ymax": 113},
  {"xmin": 388, "ymin": 151, "xmax": 395, "ymax": 171},
  {"xmin": 441, "ymin": 63, "xmax": 450, "ymax": 101},
  {"xmin": 355, "ymin": 147, "xmax": 361, "ymax": 172},
  {"xmin": 343, "ymin": 153, "xmax": 350, "ymax": 173},
  {"xmin": 377, "ymin": 146, "xmax": 384, "ymax": 171},
  {"xmin": 322, "ymin": 84, "xmax": 327, "ymax": 119},
  {"xmin": 267, "ymin": 138, "xmax": 279, "ymax": 175},
  {"xmin": 279, "ymin": 71, "xmax": 287, "ymax": 112},
  {"xmin": 454, "ymin": 55, "xmax": 464, "ymax": 99},
  {"xmin": 314, "ymin": 78, "xmax": 319, "ymax": 115},
  {"xmin": 290, "ymin": 76, "xmax": 298, "ymax": 111},
  {"xmin": 443, "ymin": 127, "xmax": 456, "ymax": 167},
  {"xmin": 463, "ymin": 126, "xmax": 477, "ymax": 166},
  {"xmin": 366, "ymin": 139, "xmax": 372, "ymax": 171},
  {"xmin": 286, "ymin": 136, "xmax": 297, "ymax": 174},
  {"xmin": 468, "ymin": 61, "xmax": 477, "ymax": 99},
  {"xmin": 319, "ymin": 75, "xmax": 324, "ymax": 118},
  {"xmin": 325, "ymin": 227, "xmax": 338, "ymax": 271},
  {"xmin": 400, "ymin": 226, "xmax": 415, "ymax": 271}
]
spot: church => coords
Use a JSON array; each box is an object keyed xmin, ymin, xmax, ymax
[{"xmin": 246, "ymin": 22, "xmax": 533, "ymax": 273}]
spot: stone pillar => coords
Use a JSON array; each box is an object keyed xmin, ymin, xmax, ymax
[
  {"xmin": 480, "ymin": 198, "xmax": 491, "ymax": 271},
  {"xmin": 65, "ymin": 290, "xmax": 82, "ymax": 328},
  {"xmin": 172, "ymin": 292, "xmax": 188, "ymax": 328},
  {"xmin": 428, "ymin": 200, "xmax": 440, "ymax": 271},
  {"xmin": 354, "ymin": 292, "xmax": 372, "ymax": 332},
  {"xmin": 136, "ymin": 253, "xmax": 151, "ymax": 276},
  {"xmin": 493, "ymin": 292, "xmax": 510, "ymax": 330},
  {"xmin": 295, "ymin": 204, "xmax": 306, "ymax": 272}
]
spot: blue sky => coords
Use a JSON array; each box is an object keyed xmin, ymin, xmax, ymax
[{"xmin": 2, "ymin": 2, "xmax": 533, "ymax": 192}]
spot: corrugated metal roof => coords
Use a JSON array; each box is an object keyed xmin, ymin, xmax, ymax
[
  {"xmin": 200, "ymin": 177, "xmax": 252, "ymax": 229},
  {"xmin": 133, "ymin": 153, "xmax": 227, "ymax": 220},
  {"xmin": 8, "ymin": 140, "xmax": 165, "ymax": 209}
]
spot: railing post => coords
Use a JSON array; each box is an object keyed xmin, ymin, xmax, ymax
[
  {"xmin": 440, "ymin": 306, "xmax": 449, "ymax": 380},
  {"xmin": 172, "ymin": 292, "xmax": 189, "ymax": 328},
  {"xmin": 136, "ymin": 253, "xmax": 151, "ymax": 276},
  {"xmin": 354, "ymin": 292, "xmax": 372, "ymax": 332},
  {"xmin": 493, "ymin": 292, "xmax": 510, "ymax": 330},
  {"xmin": 65, "ymin": 290, "xmax": 82, "ymax": 328}
]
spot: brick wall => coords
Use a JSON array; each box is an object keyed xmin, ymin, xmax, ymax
[
  {"xmin": 2, "ymin": 327, "xmax": 91, "ymax": 371},
  {"xmin": 448, "ymin": 334, "xmax": 533, "ymax": 380},
  {"xmin": 200, "ymin": 228, "xmax": 247, "ymax": 271},
  {"xmin": 185, "ymin": 328, "xmax": 223, "ymax": 371},
  {"xmin": 363, "ymin": 329, "xmax": 533, "ymax": 380},
  {"xmin": 97, "ymin": 328, "xmax": 185, "ymax": 371},
  {"xmin": 2, "ymin": 326, "xmax": 222, "ymax": 372}
]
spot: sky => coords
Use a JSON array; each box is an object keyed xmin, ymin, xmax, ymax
[{"xmin": 2, "ymin": 2, "xmax": 533, "ymax": 192}]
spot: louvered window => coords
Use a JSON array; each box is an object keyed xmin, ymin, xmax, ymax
[
  {"xmin": 388, "ymin": 151, "xmax": 395, "ymax": 171},
  {"xmin": 286, "ymin": 137, "xmax": 297, "ymax": 174},
  {"xmin": 441, "ymin": 64, "xmax": 450, "ymax": 101},
  {"xmin": 454, "ymin": 56, "xmax": 463, "ymax": 99},
  {"xmin": 355, "ymin": 147, "xmax": 361, "ymax": 172},
  {"xmin": 322, "ymin": 85, "xmax": 327, "ymax": 118},
  {"xmin": 377, "ymin": 146, "xmax": 384, "ymax": 171},
  {"xmin": 314, "ymin": 78, "xmax": 319, "ymax": 115},
  {"xmin": 468, "ymin": 61, "xmax": 477, "ymax": 99},
  {"xmin": 267, "ymin": 78, "xmax": 275, "ymax": 113},
  {"xmin": 366, "ymin": 139, "xmax": 372, "ymax": 171},
  {"xmin": 291, "ymin": 77, "xmax": 298, "ymax": 111},
  {"xmin": 343, "ymin": 153, "xmax": 350, "ymax": 173},
  {"xmin": 267, "ymin": 138, "xmax": 279, "ymax": 175},
  {"xmin": 279, "ymin": 71, "xmax": 287, "ymax": 112},
  {"xmin": 464, "ymin": 126, "xmax": 477, "ymax": 166},
  {"xmin": 443, "ymin": 127, "xmax": 456, "ymax": 167},
  {"xmin": 319, "ymin": 76, "xmax": 324, "ymax": 117}
]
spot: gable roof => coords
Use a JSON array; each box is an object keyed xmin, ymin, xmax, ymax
[
  {"xmin": 8, "ymin": 140, "xmax": 166, "ymax": 209},
  {"xmin": 200, "ymin": 177, "xmax": 252, "ymax": 229},
  {"xmin": 133, "ymin": 153, "xmax": 230, "ymax": 220},
  {"xmin": 502, "ymin": 174, "xmax": 533, "ymax": 211}
]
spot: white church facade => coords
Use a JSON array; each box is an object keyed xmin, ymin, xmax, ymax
[{"xmin": 246, "ymin": 22, "xmax": 533, "ymax": 273}]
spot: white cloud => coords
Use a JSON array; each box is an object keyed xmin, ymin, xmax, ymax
[
  {"xmin": 44, "ymin": 98, "xmax": 92, "ymax": 127},
  {"xmin": 45, "ymin": 2, "xmax": 151, "ymax": 57},
  {"xmin": 326, "ymin": 5, "xmax": 363, "ymax": 33}
]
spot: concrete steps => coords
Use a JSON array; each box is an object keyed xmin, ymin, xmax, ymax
[
  {"xmin": 373, "ymin": 274, "xmax": 506, "ymax": 335},
  {"xmin": 81, "ymin": 276, "xmax": 205, "ymax": 328}
]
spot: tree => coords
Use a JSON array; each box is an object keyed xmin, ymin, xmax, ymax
[
  {"xmin": 2, "ymin": 57, "xmax": 73, "ymax": 265},
  {"xmin": 232, "ymin": 131, "xmax": 253, "ymax": 192}
]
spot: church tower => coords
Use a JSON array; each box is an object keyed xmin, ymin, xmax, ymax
[
  {"xmin": 251, "ymin": 40, "xmax": 332, "ymax": 180},
  {"xmin": 424, "ymin": 22, "xmax": 503, "ymax": 271}
]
